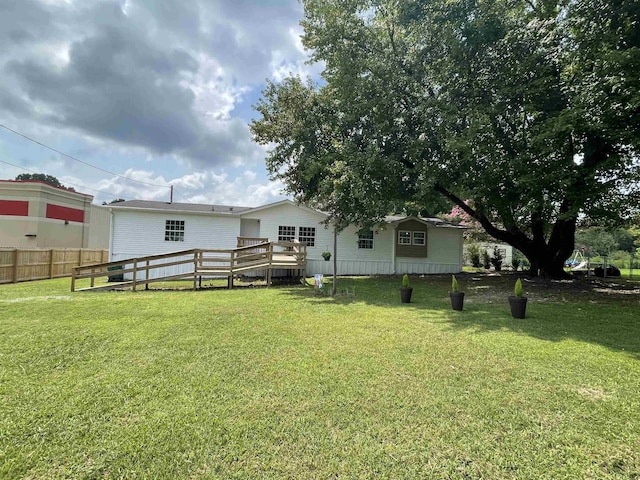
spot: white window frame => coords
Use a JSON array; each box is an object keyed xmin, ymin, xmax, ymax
[
  {"xmin": 298, "ymin": 227, "xmax": 316, "ymax": 247},
  {"xmin": 398, "ymin": 230, "xmax": 411, "ymax": 245},
  {"xmin": 165, "ymin": 219, "xmax": 185, "ymax": 242},
  {"xmin": 358, "ymin": 230, "xmax": 374, "ymax": 249},
  {"xmin": 412, "ymin": 231, "xmax": 426, "ymax": 246},
  {"xmin": 278, "ymin": 225, "xmax": 296, "ymax": 242}
]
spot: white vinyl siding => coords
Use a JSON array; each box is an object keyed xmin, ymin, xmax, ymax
[{"xmin": 111, "ymin": 210, "xmax": 240, "ymax": 259}]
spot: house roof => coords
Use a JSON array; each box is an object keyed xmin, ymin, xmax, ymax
[
  {"xmin": 109, "ymin": 199, "xmax": 252, "ymax": 214},
  {"xmin": 109, "ymin": 199, "xmax": 464, "ymax": 229},
  {"xmin": 385, "ymin": 215, "xmax": 466, "ymax": 229},
  {"xmin": 109, "ymin": 199, "xmax": 328, "ymax": 218},
  {"xmin": 239, "ymin": 199, "xmax": 329, "ymax": 218}
]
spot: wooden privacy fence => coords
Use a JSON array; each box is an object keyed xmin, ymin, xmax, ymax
[
  {"xmin": 0, "ymin": 248, "xmax": 109, "ymax": 284},
  {"xmin": 71, "ymin": 241, "xmax": 307, "ymax": 292}
]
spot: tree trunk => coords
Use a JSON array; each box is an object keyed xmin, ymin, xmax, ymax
[
  {"xmin": 332, "ymin": 226, "xmax": 337, "ymax": 296},
  {"xmin": 435, "ymin": 185, "xmax": 577, "ymax": 279}
]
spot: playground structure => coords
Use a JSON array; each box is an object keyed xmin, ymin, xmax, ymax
[
  {"xmin": 565, "ymin": 249, "xmax": 623, "ymax": 277},
  {"xmin": 71, "ymin": 239, "xmax": 307, "ymax": 292},
  {"xmin": 566, "ymin": 250, "xmax": 588, "ymax": 271}
]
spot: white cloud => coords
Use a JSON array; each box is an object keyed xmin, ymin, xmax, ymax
[{"xmin": 0, "ymin": 0, "xmax": 316, "ymax": 208}]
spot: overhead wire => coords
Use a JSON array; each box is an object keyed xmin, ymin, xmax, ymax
[
  {"xmin": 0, "ymin": 158, "xmax": 130, "ymax": 200},
  {"xmin": 0, "ymin": 123, "xmax": 172, "ymax": 189}
]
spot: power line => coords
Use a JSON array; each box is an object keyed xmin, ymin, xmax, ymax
[
  {"xmin": 0, "ymin": 158, "xmax": 130, "ymax": 200},
  {"xmin": 174, "ymin": 190, "xmax": 193, "ymax": 203},
  {"xmin": 0, "ymin": 123, "xmax": 172, "ymax": 189}
]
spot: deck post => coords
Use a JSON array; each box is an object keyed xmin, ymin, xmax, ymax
[
  {"xmin": 90, "ymin": 268, "xmax": 95, "ymax": 288},
  {"xmin": 146, "ymin": 260, "xmax": 150, "ymax": 290}
]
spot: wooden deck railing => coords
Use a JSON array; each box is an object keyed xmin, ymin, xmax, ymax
[{"xmin": 71, "ymin": 241, "xmax": 307, "ymax": 291}]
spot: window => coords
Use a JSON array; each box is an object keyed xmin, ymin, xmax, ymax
[
  {"xmin": 398, "ymin": 231, "xmax": 411, "ymax": 245},
  {"xmin": 278, "ymin": 225, "xmax": 296, "ymax": 241},
  {"xmin": 165, "ymin": 220, "xmax": 185, "ymax": 242},
  {"xmin": 412, "ymin": 231, "xmax": 426, "ymax": 245},
  {"xmin": 298, "ymin": 227, "xmax": 316, "ymax": 246},
  {"xmin": 358, "ymin": 230, "xmax": 374, "ymax": 249}
]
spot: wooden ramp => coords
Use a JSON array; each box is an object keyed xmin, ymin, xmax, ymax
[{"xmin": 71, "ymin": 241, "xmax": 307, "ymax": 292}]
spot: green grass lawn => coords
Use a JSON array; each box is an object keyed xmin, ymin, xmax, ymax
[{"xmin": 1, "ymin": 275, "xmax": 639, "ymax": 478}]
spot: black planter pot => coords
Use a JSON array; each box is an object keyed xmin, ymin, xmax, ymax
[
  {"xmin": 450, "ymin": 291, "xmax": 464, "ymax": 311},
  {"xmin": 508, "ymin": 296, "xmax": 528, "ymax": 319},
  {"xmin": 400, "ymin": 287, "xmax": 413, "ymax": 303},
  {"xmin": 323, "ymin": 257, "xmax": 331, "ymax": 261}
]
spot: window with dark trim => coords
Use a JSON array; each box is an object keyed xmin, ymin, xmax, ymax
[
  {"xmin": 165, "ymin": 220, "xmax": 185, "ymax": 242},
  {"xmin": 358, "ymin": 230, "xmax": 374, "ymax": 249},
  {"xmin": 412, "ymin": 231, "xmax": 426, "ymax": 245},
  {"xmin": 278, "ymin": 225, "xmax": 296, "ymax": 241},
  {"xmin": 298, "ymin": 227, "xmax": 316, "ymax": 246}
]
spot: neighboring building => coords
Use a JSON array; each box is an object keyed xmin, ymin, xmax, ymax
[
  {"xmin": 108, "ymin": 199, "xmax": 465, "ymax": 276},
  {"xmin": 0, "ymin": 180, "xmax": 110, "ymax": 248},
  {"xmin": 463, "ymin": 241, "xmax": 514, "ymax": 268}
]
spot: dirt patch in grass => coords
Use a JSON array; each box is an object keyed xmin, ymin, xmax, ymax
[
  {"xmin": 575, "ymin": 386, "xmax": 611, "ymax": 401},
  {"xmin": 455, "ymin": 272, "xmax": 640, "ymax": 306}
]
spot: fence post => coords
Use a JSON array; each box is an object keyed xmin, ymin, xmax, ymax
[
  {"xmin": 71, "ymin": 267, "xmax": 76, "ymax": 292},
  {"xmin": 193, "ymin": 251, "xmax": 198, "ymax": 291},
  {"xmin": 49, "ymin": 249, "xmax": 55, "ymax": 279},
  {"xmin": 145, "ymin": 260, "xmax": 150, "ymax": 290},
  {"xmin": 12, "ymin": 249, "xmax": 19, "ymax": 283},
  {"xmin": 132, "ymin": 259, "xmax": 138, "ymax": 291},
  {"xmin": 266, "ymin": 243, "xmax": 272, "ymax": 288}
]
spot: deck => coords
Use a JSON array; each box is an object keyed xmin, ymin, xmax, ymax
[{"xmin": 71, "ymin": 240, "xmax": 307, "ymax": 292}]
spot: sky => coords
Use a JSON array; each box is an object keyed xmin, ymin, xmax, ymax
[{"xmin": 0, "ymin": 0, "xmax": 321, "ymax": 206}]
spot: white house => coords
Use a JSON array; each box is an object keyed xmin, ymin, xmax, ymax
[{"xmin": 108, "ymin": 199, "xmax": 465, "ymax": 276}]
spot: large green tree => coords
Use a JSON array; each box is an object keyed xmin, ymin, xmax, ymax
[{"xmin": 252, "ymin": 0, "xmax": 640, "ymax": 277}]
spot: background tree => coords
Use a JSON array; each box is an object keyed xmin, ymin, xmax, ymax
[
  {"xmin": 252, "ymin": 0, "xmax": 640, "ymax": 277},
  {"xmin": 15, "ymin": 173, "xmax": 74, "ymax": 191},
  {"xmin": 102, "ymin": 198, "xmax": 126, "ymax": 205}
]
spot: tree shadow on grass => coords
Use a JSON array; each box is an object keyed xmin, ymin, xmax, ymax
[
  {"xmin": 443, "ymin": 301, "xmax": 640, "ymax": 360},
  {"xmin": 290, "ymin": 274, "xmax": 640, "ymax": 358}
]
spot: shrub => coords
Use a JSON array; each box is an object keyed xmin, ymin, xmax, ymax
[
  {"xmin": 490, "ymin": 246, "xmax": 504, "ymax": 271},
  {"xmin": 511, "ymin": 250, "xmax": 524, "ymax": 271},
  {"xmin": 402, "ymin": 274, "xmax": 410, "ymax": 288},
  {"xmin": 514, "ymin": 278, "xmax": 524, "ymax": 297},
  {"xmin": 451, "ymin": 275, "xmax": 459, "ymax": 292},
  {"xmin": 467, "ymin": 243, "xmax": 481, "ymax": 268},
  {"xmin": 482, "ymin": 250, "xmax": 491, "ymax": 269}
]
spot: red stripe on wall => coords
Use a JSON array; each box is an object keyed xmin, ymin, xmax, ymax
[
  {"xmin": 46, "ymin": 204, "xmax": 84, "ymax": 222},
  {"xmin": 0, "ymin": 200, "xmax": 29, "ymax": 216}
]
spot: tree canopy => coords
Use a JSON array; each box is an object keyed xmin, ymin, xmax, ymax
[
  {"xmin": 15, "ymin": 173, "xmax": 74, "ymax": 191},
  {"xmin": 102, "ymin": 198, "xmax": 126, "ymax": 205},
  {"xmin": 251, "ymin": 0, "xmax": 640, "ymax": 277}
]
